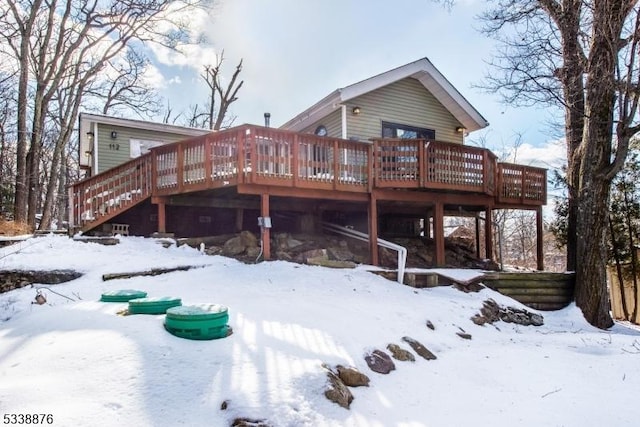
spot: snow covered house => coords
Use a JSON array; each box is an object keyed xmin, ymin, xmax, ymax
[{"xmin": 70, "ymin": 58, "xmax": 546, "ymax": 269}]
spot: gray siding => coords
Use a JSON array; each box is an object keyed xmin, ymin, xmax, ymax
[
  {"xmin": 346, "ymin": 78, "xmax": 464, "ymax": 144},
  {"xmin": 96, "ymin": 124, "xmax": 206, "ymax": 173}
]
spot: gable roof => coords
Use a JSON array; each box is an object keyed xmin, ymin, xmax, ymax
[{"xmin": 280, "ymin": 57, "xmax": 489, "ymax": 133}]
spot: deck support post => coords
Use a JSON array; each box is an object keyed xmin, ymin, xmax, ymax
[
  {"xmin": 485, "ymin": 207, "xmax": 493, "ymax": 261},
  {"xmin": 475, "ymin": 214, "xmax": 481, "ymax": 258},
  {"xmin": 235, "ymin": 208, "xmax": 244, "ymax": 232},
  {"xmin": 369, "ymin": 193, "xmax": 379, "ymax": 266},
  {"xmin": 153, "ymin": 197, "xmax": 167, "ymax": 233},
  {"xmin": 536, "ymin": 206, "xmax": 544, "ymax": 271},
  {"xmin": 261, "ymin": 193, "xmax": 271, "ymax": 260},
  {"xmin": 434, "ymin": 201, "xmax": 445, "ymax": 266}
]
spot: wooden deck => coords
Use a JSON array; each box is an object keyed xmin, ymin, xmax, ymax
[{"xmin": 70, "ymin": 124, "xmax": 546, "ymax": 233}]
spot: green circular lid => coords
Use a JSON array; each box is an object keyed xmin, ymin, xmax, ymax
[
  {"xmin": 165, "ymin": 314, "xmax": 228, "ymax": 330},
  {"xmin": 100, "ymin": 289, "xmax": 147, "ymax": 302},
  {"xmin": 164, "ymin": 323, "xmax": 230, "ymax": 340},
  {"xmin": 128, "ymin": 296, "xmax": 182, "ymax": 306},
  {"xmin": 128, "ymin": 297, "xmax": 182, "ymax": 314},
  {"xmin": 166, "ymin": 304, "xmax": 228, "ymax": 320}
]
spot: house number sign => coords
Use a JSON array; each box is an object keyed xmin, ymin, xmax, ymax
[{"xmin": 109, "ymin": 143, "xmax": 120, "ymax": 150}]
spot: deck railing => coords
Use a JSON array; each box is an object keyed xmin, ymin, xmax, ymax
[
  {"xmin": 371, "ymin": 138, "xmax": 498, "ymax": 195},
  {"xmin": 497, "ymin": 162, "xmax": 547, "ymax": 205},
  {"xmin": 70, "ymin": 124, "xmax": 547, "ymax": 231},
  {"xmin": 69, "ymin": 154, "xmax": 153, "ymax": 229},
  {"xmin": 245, "ymin": 127, "xmax": 370, "ymax": 192}
]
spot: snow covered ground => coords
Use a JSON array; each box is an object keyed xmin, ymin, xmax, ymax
[{"xmin": 0, "ymin": 235, "xmax": 638, "ymax": 427}]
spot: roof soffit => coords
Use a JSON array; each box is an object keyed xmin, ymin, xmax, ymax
[{"xmin": 79, "ymin": 113, "xmax": 211, "ymax": 136}]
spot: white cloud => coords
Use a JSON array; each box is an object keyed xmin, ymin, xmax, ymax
[
  {"xmin": 507, "ymin": 139, "xmax": 567, "ymax": 170},
  {"xmin": 141, "ymin": 63, "xmax": 167, "ymax": 89},
  {"xmin": 145, "ymin": 2, "xmax": 220, "ymax": 71},
  {"xmin": 146, "ymin": 0, "xmax": 564, "ymax": 147}
]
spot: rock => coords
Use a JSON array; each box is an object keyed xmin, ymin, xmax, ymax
[
  {"xmin": 426, "ymin": 320, "xmax": 435, "ymax": 330},
  {"xmin": 386, "ymin": 344, "xmax": 415, "ymax": 362},
  {"xmin": 500, "ymin": 308, "xmax": 530, "ymax": 325},
  {"xmin": 500, "ymin": 307, "xmax": 545, "ymax": 326},
  {"xmin": 231, "ymin": 417, "xmax": 270, "ymax": 427},
  {"xmin": 364, "ymin": 349, "xmax": 396, "ymax": 374},
  {"xmin": 327, "ymin": 246, "xmax": 355, "ymax": 262},
  {"xmin": 75, "ymin": 236, "xmax": 120, "ymax": 245},
  {"xmin": 274, "ymin": 232, "xmax": 305, "ymax": 250},
  {"xmin": 287, "ymin": 238, "xmax": 304, "ymax": 249},
  {"xmin": 529, "ymin": 313, "xmax": 545, "ymax": 327},
  {"xmin": 274, "ymin": 232, "xmax": 291, "ymax": 250},
  {"xmin": 246, "ymin": 246, "xmax": 262, "ymax": 258},
  {"xmin": 416, "ymin": 246, "xmax": 433, "ymax": 263},
  {"xmin": 473, "ymin": 299, "xmax": 544, "ymax": 327},
  {"xmin": 298, "ymin": 248, "xmax": 328, "ymax": 263},
  {"xmin": 0, "ymin": 270, "xmax": 82, "ymax": 294},
  {"xmin": 353, "ymin": 253, "xmax": 369, "ymax": 264},
  {"xmin": 239, "ymin": 230, "xmax": 258, "ymax": 248},
  {"xmin": 223, "ymin": 236, "xmax": 246, "ymax": 256},
  {"xmin": 324, "ymin": 370, "xmax": 354, "ymax": 409},
  {"xmin": 453, "ymin": 282, "xmax": 485, "ymax": 293},
  {"xmin": 401, "ymin": 336, "xmax": 437, "ymax": 360},
  {"xmin": 220, "ymin": 400, "xmax": 228, "ymax": 410},
  {"xmin": 306, "ymin": 257, "xmax": 356, "ymax": 269},
  {"xmin": 456, "ymin": 332, "xmax": 472, "ymax": 340},
  {"xmin": 185, "ymin": 229, "xmax": 498, "ymax": 270},
  {"xmin": 275, "ymin": 250, "xmax": 292, "ymax": 261},
  {"xmin": 176, "ymin": 235, "xmax": 223, "ymax": 248},
  {"xmin": 480, "ymin": 299, "xmax": 501, "ymax": 323},
  {"xmin": 378, "ymin": 247, "xmax": 397, "ymax": 267},
  {"xmin": 446, "ymin": 226, "xmax": 476, "ymax": 251},
  {"xmin": 471, "ymin": 314, "xmax": 487, "ymax": 326},
  {"xmin": 204, "ymin": 245, "xmax": 222, "ymax": 255},
  {"xmin": 337, "ymin": 365, "xmax": 370, "ymax": 387}
]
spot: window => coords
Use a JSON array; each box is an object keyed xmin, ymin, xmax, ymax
[
  {"xmin": 379, "ymin": 122, "xmax": 435, "ymax": 175},
  {"xmin": 382, "ymin": 122, "xmax": 435, "ymax": 140}
]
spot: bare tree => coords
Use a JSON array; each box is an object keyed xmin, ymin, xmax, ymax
[
  {"xmin": 0, "ymin": 0, "xmax": 204, "ymax": 229},
  {"xmin": 201, "ymin": 52, "xmax": 243, "ymax": 130},
  {"xmin": 475, "ymin": 0, "xmax": 640, "ymax": 328},
  {"xmin": 90, "ymin": 49, "xmax": 162, "ymax": 118},
  {"xmin": 171, "ymin": 52, "xmax": 244, "ymax": 131},
  {"xmin": 184, "ymin": 103, "xmax": 210, "ymax": 129},
  {"xmin": 0, "ymin": 72, "xmax": 16, "ymax": 217},
  {"xmin": 162, "ymin": 100, "xmax": 182, "ymax": 125}
]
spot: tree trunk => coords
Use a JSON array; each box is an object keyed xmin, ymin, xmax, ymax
[
  {"xmin": 608, "ymin": 214, "xmax": 629, "ymax": 320},
  {"xmin": 55, "ymin": 150, "xmax": 68, "ymax": 230},
  {"xmin": 622, "ymin": 184, "xmax": 639, "ymax": 321},
  {"xmin": 13, "ymin": 34, "xmax": 30, "ymax": 224},
  {"xmin": 26, "ymin": 93, "xmax": 46, "ymax": 229},
  {"xmin": 571, "ymin": 0, "xmax": 630, "ymax": 329},
  {"xmin": 11, "ymin": 0, "xmax": 44, "ymax": 225},
  {"xmin": 38, "ymin": 150, "xmax": 58, "ymax": 231},
  {"xmin": 39, "ymin": 133, "xmax": 67, "ymax": 230},
  {"xmin": 26, "ymin": 140, "xmax": 42, "ymax": 229},
  {"xmin": 575, "ymin": 177, "xmax": 614, "ymax": 328},
  {"xmin": 558, "ymin": 0, "xmax": 585, "ymax": 273}
]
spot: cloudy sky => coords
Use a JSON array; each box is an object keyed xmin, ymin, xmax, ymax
[{"xmin": 153, "ymin": 0, "xmax": 565, "ymax": 169}]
